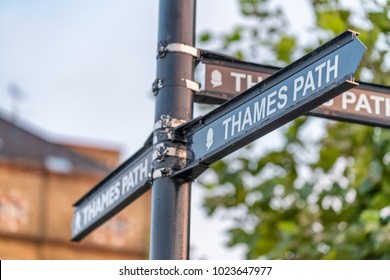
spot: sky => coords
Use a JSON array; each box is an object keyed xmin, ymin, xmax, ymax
[{"xmin": 0, "ymin": 0, "xmax": 316, "ymax": 259}]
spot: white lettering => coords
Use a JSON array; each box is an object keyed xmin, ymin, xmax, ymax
[
  {"xmin": 122, "ymin": 175, "xmax": 128, "ymax": 194},
  {"xmin": 293, "ymin": 76, "xmax": 304, "ymax": 101},
  {"xmin": 101, "ymin": 188, "xmax": 110, "ymax": 209},
  {"xmin": 342, "ymin": 91, "xmax": 356, "ymax": 110},
  {"xmin": 95, "ymin": 197, "xmax": 102, "ymax": 216},
  {"xmin": 139, "ymin": 159, "xmax": 148, "ymax": 180},
  {"xmin": 242, "ymin": 106, "xmax": 253, "ymax": 131},
  {"xmin": 247, "ymin": 75, "xmax": 263, "ymax": 89},
  {"xmin": 267, "ymin": 90, "xmax": 277, "ymax": 116},
  {"xmin": 113, "ymin": 181, "xmax": 120, "ymax": 201},
  {"xmin": 128, "ymin": 171, "xmax": 134, "ymax": 189},
  {"xmin": 355, "ymin": 94, "xmax": 372, "ymax": 114},
  {"xmin": 303, "ymin": 70, "xmax": 315, "ymax": 96},
  {"xmin": 370, "ymin": 95, "xmax": 385, "ymax": 115},
  {"xmin": 223, "ymin": 117, "xmax": 232, "ymax": 140},
  {"xmin": 315, "ymin": 62, "xmax": 326, "ymax": 87},
  {"xmin": 277, "ymin": 85, "xmax": 288, "ymax": 109},
  {"xmin": 133, "ymin": 165, "xmax": 140, "ymax": 185},
  {"xmin": 82, "ymin": 205, "xmax": 90, "ymax": 224},
  {"xmin": 231, "ymin": 72, "xmax": 246, "ymax": 92},
  {"xmin": 82, "ymin": 180, "xmax": 124, "ymax": 225},
  {"xmin": 254, "ymin": 98, "xmax": 266, "ymax": 122},
  {"xmin": 231, "ymin": 111, "xmax": 242, "ymax": 136},
  {"xmin": 326, "ymin": 55, "xmax": 339, "ymax": 83}
]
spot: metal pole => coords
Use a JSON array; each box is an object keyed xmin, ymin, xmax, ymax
[{"xmin": 150, "ymin": 0, "xmax": 196, "ymax": 259}]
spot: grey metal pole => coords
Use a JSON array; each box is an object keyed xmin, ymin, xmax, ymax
[{"xmin": 150, "ymin": 0, "xmax": 196, "ymax": 259}]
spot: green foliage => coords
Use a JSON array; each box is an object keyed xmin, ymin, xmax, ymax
[
  {"xmin": 275, "ymin": 36, "xmax": 296, "ymax": 64},
  {"xmin": 197, "ymin": 0, "xmax": 390, "ymax": 259},
  {"xmin": 317, "ymin": 10, "xmax": 348, "ymax": 34},
  {"xmin": 199, "ymin": 32, "xmax": 212, "ymax": 43}
]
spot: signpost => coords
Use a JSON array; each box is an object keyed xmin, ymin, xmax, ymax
[
  {"xmin": 175, "ymin": 30, "xmax": 366, "ymax": 179},
  {"xmin": 71, "ymin": 1, "xmax": 367, "ymax": 260},
  {"xmin": 197, "ymin": 54, "xmax": 390, "ymax": 129},
  {"xmin": 148, "ymin": 0, "xmax": 196, "ymax": 260},
  {"xmin": 71, "ymin": 139, "xmax": 153, "ymax": 241}
]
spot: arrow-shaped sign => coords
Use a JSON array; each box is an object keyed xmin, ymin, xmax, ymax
[
  {"xmin": 197, "ymin": 54, "xmax": 390, "ymax": 129},
  {"xmin": 308, "ymin": 82, "xmax": 390, "ymax": 128},
  {"xmin": 71, "ymin": 137, "xmax": 153, "ymax": 241},
  {"xmin": 175, "ymin": 30, "xmax": 366, "ymax": 179}
]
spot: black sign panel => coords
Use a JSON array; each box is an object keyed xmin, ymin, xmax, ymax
[
  {"xmin": 177, "ymin": 30, "xmax": 366, "ymax": 179},
  {"xmin": 71, "ymin": 142, "xmax": 153, "ymax": 241},
  {"xmin": 196, "ymin": 50, "xmax": 390, "ymax": 129},
  {"xmin": 309, "ymin": 83, "xmax": 390, "ymax": 128},
  {"xmin": 197, "ymin": 62, "xmax": 277, "ymax": 104}
]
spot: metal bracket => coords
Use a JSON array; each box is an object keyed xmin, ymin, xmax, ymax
[
  {"xmin": 152, "ymin": 77, "xmax": 200, "ymax": 95},
  {"xmin": 184, "ymin": 79, "xmax": 200, "ymax": 92},
  {"xmin": 152, "ymin": 79, "xmax": 163, "ymax": 94},
  {"xmin": 149, "ymin": 167, "xmax": 172, "ymax": 180},
  {"xmin": 158, "ymin": 42, "xmax": 200, "ymax": 58},
  {"xmin": 153, "ymin": 115, "xmax": 188, "ymax": 145},
  {"xmin": 153, "ymin": 129, "xmax": 173, "ymax": 144},
  {"xmin": 154, "ymin": 115, "xmax": 187, "ymax": 130},
  {"xmin": 153, "ymin": 143, "xmax": 188, "ymax": 162}
]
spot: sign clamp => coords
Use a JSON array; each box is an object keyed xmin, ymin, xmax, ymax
[
  {"xmin": 152, "ymin": 77, "xmax": 200, "ymax": 95},
  {"xmin": 158, "ymin": 41, "xmax": 200, "ymax": 58},
  {"xmin": 153, "ymin": 115, "xmax": 187, "ymax": 130},
  {"xmin": 153, "ymin": 143, "xmax": 188, "ymax": 162},
  {"xmin": 151, "ymin": 114, "xmax": 189, "ymax": 181},
  {"xmin": 153, "ymin": 115, "xmax": 187, "ymax": 144},
  {"xmin": 150, "ymin": 167, "xmax": 172, "ymax": 180},
  {"xmin": 154, "ymin": 42, "xmax": 200, "ymax": 95}
]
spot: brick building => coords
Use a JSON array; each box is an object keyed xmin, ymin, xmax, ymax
[{"xmin": 0, "ymin": 113, "xmax": 150, "ymax": 259}]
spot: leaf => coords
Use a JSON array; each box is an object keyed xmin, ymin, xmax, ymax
[
  {"xmin": 368, "ymin": 12, "xmax": 390, "ymax": 32},
  {"xmin": 277, "ymin": 220, "xmax": 299, "ymax": 234},
  {"xmin": 358, "ymin": 179, "xmax": 375, "ymax": 195},
  {"xmin": 315, "ymin": 146, "xmax": 340, "ymax": 170},
  {"xmin": 233, "ymin": 50, "xmax": 244, "ymax": 60},
  {"xmin": 317, "ymin": 10, "xmax": 347, "ymax": 34},
  {"xmin": 297, "ymin": 182, "xmax": 313, "ymax": 200},
  {"xmin": 203, "ymin": 196, "xmax": 228, "ymax": 215},
  {"xmin": 360, "ymin": 210, "xmax": 380, "ymax": 233},
  {"xmin": 223, "ymin": 27, "xmax": 243, "ymax": 48},
  {"xmin": 371, "ymin": 193, "xmax": 390, "ymax": 209},
  {"xmin": 228, "ymin": 227, "xmax": 250, "ymax": 246},
  {"xmin": 285, "ymin": 117, "xmax": 307, "ymax": 142},
  {"xmin": 275, "ymin": 35, "xmax": 296, "ymax": 63},
  {"xmin": 199, "ymin": 32, "xmax": 212, "ymax": 42}
]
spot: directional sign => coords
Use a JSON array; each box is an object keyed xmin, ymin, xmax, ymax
[
  {"xmin": 196, "ymin": 51, "xmax": 390, "ymax": 129},
  {"xmin": 309, "ymin": 83, "xmax": 390, "ymax": 128},
  {"xmin": 197, "ymin": 60, "xmax": 277, "ymax": 104},
  {"xmin": 72, "ymin": 139, "xmax": 153, "ymax": 241},
  {"xmin": 176, "ymin": 30, "xmax": 366, "ymax": 179}
]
